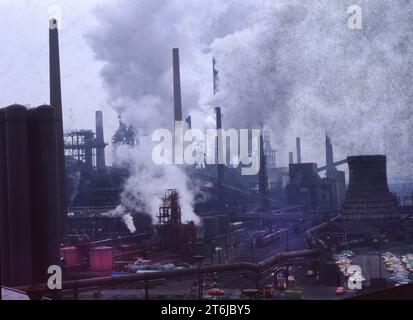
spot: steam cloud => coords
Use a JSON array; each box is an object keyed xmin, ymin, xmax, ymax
[{"xmin": 88, "ymin": 0, "xmax": 413, "ymax": 230}]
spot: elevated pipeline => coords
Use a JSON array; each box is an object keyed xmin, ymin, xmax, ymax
[{"xmin": 16, "ymin": 249, "xmax": 319, "ymax": 296}]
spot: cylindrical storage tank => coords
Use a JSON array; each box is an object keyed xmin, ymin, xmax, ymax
[
  {"xmin": 342, "ymin": 155, "xmax": 399, "ymax": 220},
  {"xmin": 28, "ymin": 105, "xmax": 61, "ymax": 284},
  {"xmin": 4, "ymin": 105, "xmax": 32, "ymax": 286},
  {"xmin": 217, "ymin": 215, "xmax": 231, "ymax": 235},
  {"xmin": 202, "ymin": 217, "xmax": 220, "ymax": 239},
  {"xmin": 0, "ymin": 108, "xmax": 11, "ymax": 285},
  {"xmin": 60, "ymin": 246, "xmax": 82, "ymax": 268},
  {"xmin": 90, "ymin": 246, "xmax": 114, "ymax": 275}
]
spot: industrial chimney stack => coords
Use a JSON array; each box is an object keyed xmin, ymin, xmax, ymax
[
  {"xmin": 172, "ymin": 48, "xmax": 183, "ymax": 164},
  {"xmin": 259, "ymin": 133, "xmax": 270, "ymax": 208},
  {"xmin": 49, "ymin": 18, "xmax": 67, "ymax": 237},
  {"xmin": 296, "ymin": 137, "xmax": 302, "ymax": 164},
  {"xmin": 95, "ymin": 111, "xmax": 106, "ymax": 169},
  {"xmin": 289, "ymin": 152, "xmax": 294, "ymax": 164},
  {"xmin": 215, "ymin": 107, "xmax": 224, "ymax": 188},
  {"xmin": 325, "ymin": 135, "xmax": 334, "ymax": 176},
  {"xmin": 172, "ymin": 48, "xmax": 183, "ymax": 124}
]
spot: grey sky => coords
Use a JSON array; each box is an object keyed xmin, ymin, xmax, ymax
[
  {"xmin": 0, "ymin": 0, "xmax": 117, "ymax": 161},
  {"xmin": 1, "ymin": 1, "xmax": 412, "ymax": 181}
]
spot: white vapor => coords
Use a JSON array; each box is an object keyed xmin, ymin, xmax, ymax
[{"xmin": 87, "ymin": 0, "xmax": 413, "ymax": 230}]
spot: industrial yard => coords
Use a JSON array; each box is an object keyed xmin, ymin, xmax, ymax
[{"xmin": 1, "ymin": 1, "xmax": 413, "ymax": 303}]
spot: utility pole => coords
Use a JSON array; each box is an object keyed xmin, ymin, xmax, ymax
[{"xmin": 194, "ymin": 255, "xmax": 204, "ymax": 300}]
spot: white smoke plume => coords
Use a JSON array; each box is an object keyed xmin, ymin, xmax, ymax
[
  {"xmin": 211, "ymin": 0, "xmax": 413, "ymax": 179},
  {"xmin": 87, "ymin": 0, "xmax": 413, "ymax": 229},
  {"xmin": 104, "ymin": 206, "xmax": 136, "ymax": 234},
  {"xmin": 87, "ymin": 0, "xmax": 256, "ymax": 230}
]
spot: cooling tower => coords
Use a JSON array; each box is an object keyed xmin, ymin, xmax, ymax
[{"xmin": 341, "ymin": 155, "xmax": 399, "ymax": 220}]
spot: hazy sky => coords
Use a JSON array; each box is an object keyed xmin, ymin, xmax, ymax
[
  {"xmin": 1, "ymin": 0, "xmax": 412, "ymax": 181},
  {"xmin": 0, "ymin": 0, "xmax": 118, "ymax": 151}
]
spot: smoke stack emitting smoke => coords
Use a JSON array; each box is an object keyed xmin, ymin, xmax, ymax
[{"xmin": 88, "ymin": 0, "xmax": 413, "ymax": 231}]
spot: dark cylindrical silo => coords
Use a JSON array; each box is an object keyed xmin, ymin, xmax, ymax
[
  {"xmin": 28, "ymin": 105, "xmax": 61, "ymax": 284},
  {"xmin": 4, "ymin": 105, "xmax": 32, "ymax": 286},
  {"xmin": 0, "ymin": 108, "xmax": 11, "ymax": 286}
]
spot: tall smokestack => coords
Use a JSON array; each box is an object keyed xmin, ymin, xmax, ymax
[
  {"xmin": 173, "ymin": 48, "xmax": 183, "ymax": 123},
  {"xmin": 259, "ymin": 133, "xmax": 270, "ymax": 208},
  {"xmin": 213, "ymin": 59, "xmax": 225, "ymax": 205},
  {"xmin": 49, "ymin": 18, "xmax": 67, "ymax": 238},
  {"xmin": 289, "ymin": 152, "xmax": 294, "ymax": 164},
  {"xmin": 172, "ymin": 48, "xmax": 183, "ymax": 164},
  {"xmin": 326, "ymin": 135, "xmax": 334, "ymax": 176},
  {"xmin": 215, "ymin": 107, "xmax": 224, "ymax": 188},
  {"xmin": 296, "ymin": 137, "xmax": 302, "ymax": 164},
  {"xmin": 95, "ymin": 111, "xmax": 106, "ymax": 169}
]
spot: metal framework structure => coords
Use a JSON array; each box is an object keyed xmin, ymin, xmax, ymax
[
  {"xmin": 64, "ymin": 130, "xmax": 95, "ymax": 167},
  {"xmin": 158, "ymin": 189, "xmax": 182, "ymax": 225},
  {"xmin": 263, "ymin": 131, "xmax": 276, "ymax": 169}
]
